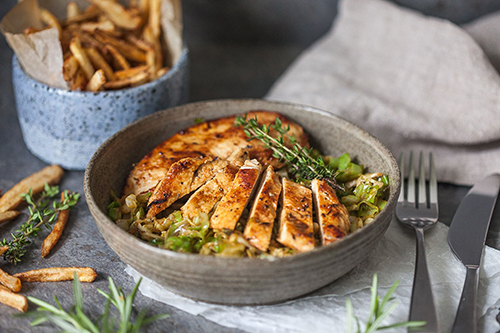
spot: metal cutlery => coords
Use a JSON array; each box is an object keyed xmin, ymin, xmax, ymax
[
  {"xmin": 448, "ymin": 174, "xmax": 500, "ymax": 333},
  {"xmin": 396, "ymin": 152, "xmax": 440, "ymax": 332}
]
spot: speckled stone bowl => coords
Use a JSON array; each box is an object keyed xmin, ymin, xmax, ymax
[
  {"xmin": 12, "ymin": 48, "xmax": 188, "ymax": 170},
  {"xmin": 84, "ymin": 99, "xmax": 400, "ymax": 305}
]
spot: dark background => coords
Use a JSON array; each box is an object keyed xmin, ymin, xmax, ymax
[{"xmin": 0, "ymin": 0, "xmax": 499, "ymax": 332}]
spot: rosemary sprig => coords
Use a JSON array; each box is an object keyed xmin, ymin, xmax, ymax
[
  {"xmin": 19, "ymin": 273, "xmax": 169, "ymax": 332},
  {"xmin": 0, "ymin": 184, "xmax": 80, "ymax": 264},
  {"xmin": 235, "ymin": 115, "xmax": 343, "ymax": 190},
  {"xmin": 346, "ymin": 274, "xmax": 426, "ymax": 332}
]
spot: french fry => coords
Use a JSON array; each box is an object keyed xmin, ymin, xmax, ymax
[
  {"xmin": 0, "ymin": 268, "xmax": 21, "ymax": 292},
  {"xmin": 63, "ymin": 5, "xmax": 99, "ymax": 25},
  {"xmin": 0, "ymin": 286, "xmax": 28, "ymax": 312},
  {"xmin": 139, "ymin": 0, "xmax": 149, "ymax": 22},
  {"xmin": 0, "ymin": 246, "xmax": 8, "ymax": 256},
  {"xmin": 69, "ymin": 36, "xmax": 95, "ymax": 80},
  {"xmin": 0, "ymin": 211, "xmax": 20, "ymax": 224},
  {"xmin": 89, "ymin": 0, "xmax": 142, "ymax": 30},
  {"xmin": 115, "ymin": 65, "xmax": 148, "ymax": 80},
  {"xmin": 143, "ymin": 26, "xmax": 162, "ymax": 78},
  {"xmin": 41, "ymin": 192, "xmax": 69, "ymax": 258},
  {"xmin": 94, "ymin": 30, "xmax": 146, "ymax": 62},
  {"xmin": 86, "ymin": 69, "xmax": 106, "ymax": 91},
  {"xmin": 157, "ymin": 67, "xmax": 169, "ymax": 77},
  {"xmin": 22, "ymin": 26, "xmax": 47, "ymax": 35},
  {"xmin": 66, "ymin": 2, "xmax": 80, "ymax": 19},
  {"xmin": 63, "ymin": 54, "xmax": 79, "ymax": 81},
  {"xmin": 75, "ymin": 31, "xmax": 109, "ymax": 56},
  {"xmin": 148, "ymin": 0, "xmax": 161, "ymax": 38},
  {"xmin": 40, "ymin": 8, "xmax": 62, "ymax": 38},
  {"xmin": 85, "ymin": 47, "xmax": 116, "ymax": 81},
  {"xmin": 80, "ymin": 20, "xmax": 115, "ymax": 34},
  {"xmin": 106, "ymin": 44, "xmax": 131, "ymax": 70},
  {"xmin": 14, "ymin": 267, "xmax": 97, "ymax": 283},
  {"xmin": 125, "ymin": 34, "xmax": 153, "ymax": 52},
  {"xmin": 104, "ymin": 70, "xmax": 149, "ymax": 89},
  {"xmin": 70, "ymin": 68, "xmax": 88, "ymax": 91},
  {"xmin": 0, "ymin": 165, "xmax": 64, "ymax": 213}
]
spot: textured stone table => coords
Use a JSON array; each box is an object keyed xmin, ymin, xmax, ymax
[{"xmin": 1, "ymin": 0, "xmax": 499, "ymax": 332}]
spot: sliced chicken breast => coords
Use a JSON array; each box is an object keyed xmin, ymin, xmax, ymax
[
  {"xmin": 276, "ymin": 178, "xmax": 315, "ymax": 252},
  {"xmin": 211, "ymin": 160, "xmax": 262, "ymax": 231},
  {"xmin": 243, "ymin": 166, "xmax": 282, "ymax": 252},
  {"xmin": 311, "ymin": 179, "xmax": 351, "ymax": 245},
  {"xmin": 190, "ymin": 158, "xmax": 228, "ymax": 192},
  {"xmin": 124, "ymin": 111, "xmax": 309, "ymax": 195},
  {"xmin": 146, "ymin": 157, "xmax": 210, "ymax": 218},
  {"xmin": 180, "ymin": 164, "xmax": 239, "ymax": 220}
]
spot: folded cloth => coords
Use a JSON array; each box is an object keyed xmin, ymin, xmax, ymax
[
  {"xmin": 126, "ymin": 220, "xmax": 500, "ymax": 332},
  {"xmin": 267, "ymin": 0, "xmax": 500, "ymax": 186}
]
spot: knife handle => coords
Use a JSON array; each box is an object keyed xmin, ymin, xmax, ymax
[
  {"xmin": 409, "ymin": 227, "xmax": 440, "ymax": 332},
  {"xmin": 451, "ymin": 266, "xmax": 479, "ymax": 333}
]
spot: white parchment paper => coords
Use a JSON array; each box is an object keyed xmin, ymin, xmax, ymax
[{"xmin": 126, "ymin": 220, "xmax": 500, "ymax": 332}]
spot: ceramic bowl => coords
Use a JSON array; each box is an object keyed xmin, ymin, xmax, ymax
[
  {"xmin": 84, "ymin": 99, "xmax": 400, "ymax": 305},
  {"xmin": 12, "ymin": 48, "xmax": 189, "ymax": 170}
]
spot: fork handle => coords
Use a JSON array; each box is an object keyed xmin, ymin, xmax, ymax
[
  {"xmin": 451, "ymin": 266, "xmax": 479, "ymax": 333},
  {"xmin": 410, "ymin": 227, "xmax": 440, "ymax": 332}
]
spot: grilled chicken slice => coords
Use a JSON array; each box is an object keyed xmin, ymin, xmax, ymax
[
  {"xmin": 190, "ymin": 158, "xmax": 228, "ymax": 191},
  {"xmin": 180, "ymin": 164, "xmax": 239, "ymax": 220},
  {"xmin": 277, "ymin": 178, "xmax": 315, "ymax": 252},
  {"xmin": 124, "ymin": 111, "xmax": 309, "ymax": 195},
  {"xmin": 211, "ymin": 160, "xmax": 262, "ymax": 231},
  {"xmin": 311, "ymin": 179, "xmax": 351, "ymax": 245},
  {"xmin": 146, "ymin": 157, "xmax": 210, "ymax": 218},
  {"xmin": 243, "ymin": 166, "xmax": 282, "ymax": 252}
]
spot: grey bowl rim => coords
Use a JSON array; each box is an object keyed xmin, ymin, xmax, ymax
[
  {"xmin": 12, "ymin": 47, "xmax": 188, "ymax": 97},
  {"xmin": 84, "ymin": 98, "xmax": 401, "ymax": 266}
]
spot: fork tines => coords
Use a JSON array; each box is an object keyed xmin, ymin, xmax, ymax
[{"xmin": 398, "ymin": 152, "xmax": 438, "ymax": 211}]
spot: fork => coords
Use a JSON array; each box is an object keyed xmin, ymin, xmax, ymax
[{"xmin": 396, "ymin": 152, "xmax": 440, "ymax": 333}]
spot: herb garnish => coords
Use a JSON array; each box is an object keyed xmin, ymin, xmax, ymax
[
  {"xmin": 235, "ymin": 115, "xmax": 342, "ymax": 191},
  {"xmin": 0, "ymin": 184, "xmax": 80, "ymax": 264},
  {"xmin": 20, "ymin": 273, "xmax": 169, "ymax": 332},
  {"xmin": 346, "ymin": 274, "xmax": 426, "ymax": 332}
]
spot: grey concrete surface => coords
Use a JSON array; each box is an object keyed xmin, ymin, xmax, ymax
[{"xmin": 1, "ymin": 0, "xmax": 499, "ymax": 331}]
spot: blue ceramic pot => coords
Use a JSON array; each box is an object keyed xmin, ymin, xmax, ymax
[{"xmin": 12, "ymin": 48, "xmax": 189, "ymax": 170}]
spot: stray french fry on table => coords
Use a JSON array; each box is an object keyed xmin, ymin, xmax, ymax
[
  {"xmin": 14, "ymin": 267, "xmax": 97, "ymax": 283},
  {"xmin": 0, "ymin": 268, "xmax": 21, "ymax": 292},
  {"xmin": 0, "ymin": 286, "xmax": 28, "ymax": 312},
  {"xmin": 41, "ymin": 192, "xmax": 70, "ymax": 258},
  {"xmin": 0, "ymin": 211, "xmax": 20, "ymax": 224},
  {"xmin": 0, "ymin": 246, "xmax": 8, "ymax": 256},
  {"xmin": 0, "ymin": 165, "xmax": 64, "ymax": 213}
]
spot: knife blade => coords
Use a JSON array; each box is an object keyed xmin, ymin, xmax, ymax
[{"xmin": 448, "ymin": 173, "xmax": 500, "ymax": 333}]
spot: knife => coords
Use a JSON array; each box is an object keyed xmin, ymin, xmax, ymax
[{"xmin": 448, "ymin": 174, "xmax": 500, "ymax": 333}]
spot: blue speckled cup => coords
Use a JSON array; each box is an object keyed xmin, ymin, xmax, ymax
[{"xmin": 12, "ymin": 48, "xmax": 189, "ymax": 170}]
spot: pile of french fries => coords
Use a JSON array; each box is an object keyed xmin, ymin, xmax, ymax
[
  {"xmin": 25, "ymin": 0, "xmax": 169, "ymax": 91},
  {"xmin": 0, "ymin": 166, "xmax": 97, "ymax": 312}
]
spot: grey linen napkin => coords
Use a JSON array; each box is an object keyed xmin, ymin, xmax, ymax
[{"xmin": 267, "ymin": 0, "xmax": 500, "ymax": 186}]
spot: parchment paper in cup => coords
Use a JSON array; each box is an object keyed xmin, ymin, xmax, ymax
[{"xmin": 0, "ymin": 0, "xmax": 67, "ymax": 89}]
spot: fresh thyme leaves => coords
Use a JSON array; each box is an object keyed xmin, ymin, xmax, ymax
[
  {"xmin": 20, "ymin": 273, "xmax": 169, "ymax": 333},
  {"xmin": 346, "ymin": 274, "xmax": 426, "ymax": 333},
  {"xmin": 235, "ymin": 115, "xmax": 343, "ymax": 191},
  {"xmin": 0, "ymin": 184, "xmax": 80, "ymax": 264}
]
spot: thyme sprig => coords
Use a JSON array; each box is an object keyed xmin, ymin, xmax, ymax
[
  {"xmin": 0, "ymin": 184, "xmax": 80, "ymax": 264},
  {"xmin": 235, "ymin": 115, "xmax": 343, "ymax": 190},
  {"xmin": 346, "ymin": 274, "xmax": 426, "ymax": 332},
  {"xmin": 20, "ymin": 273, "xmax": 169, "ymax": 332}
]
